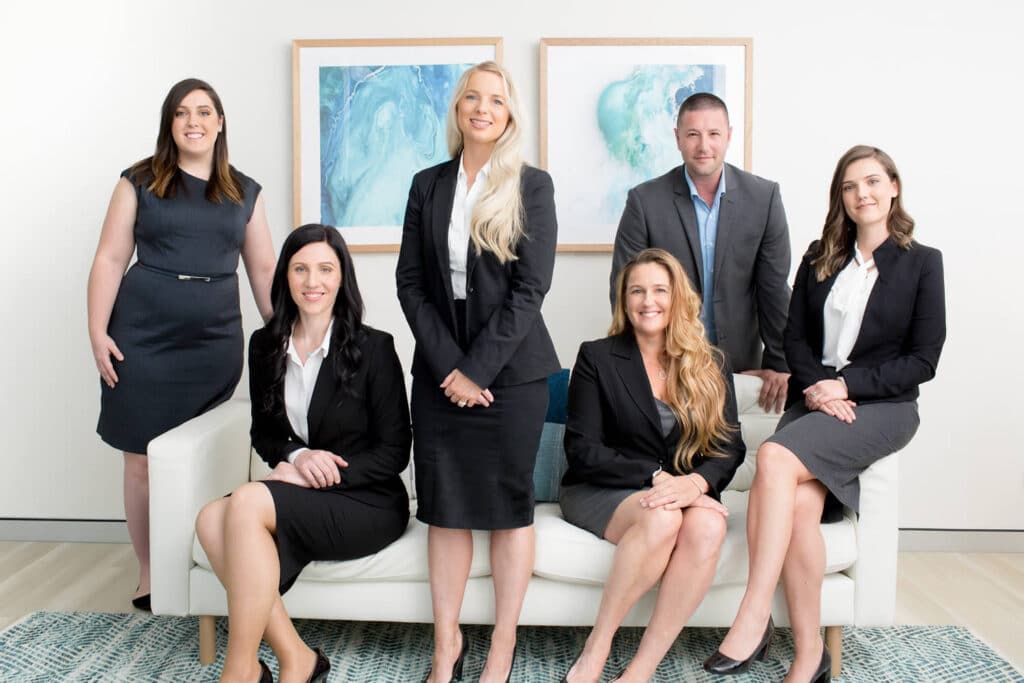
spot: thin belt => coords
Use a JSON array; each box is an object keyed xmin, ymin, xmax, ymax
[{"xmin": 135, "ymin": 262, "xmax": 236, "ymax": 283}]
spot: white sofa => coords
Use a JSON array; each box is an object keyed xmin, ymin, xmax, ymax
[{"xmin": 149, "ymin": 375, "xmax": 898, "ymax": 677}]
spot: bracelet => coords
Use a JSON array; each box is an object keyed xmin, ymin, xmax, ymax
[{"xmin": 687, "ymin": 475, "xmax": 703, "ymax": 497}]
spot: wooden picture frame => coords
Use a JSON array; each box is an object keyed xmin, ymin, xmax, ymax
[
  {"xmin": 292, "ymin": 37, "xmax": 503, "ymax": 251},
  {"xmin": 540, "ymin": 38, "xmax": 752, "ymax": 251}
]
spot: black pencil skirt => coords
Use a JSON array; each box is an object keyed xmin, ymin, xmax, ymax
[
  {"xmin": 411, "ymin": 376, "xmax": 548, "ymax": 530},
  {"xmin": 261, "ymin": 480, "xmax": 409, "ymax": 594}
]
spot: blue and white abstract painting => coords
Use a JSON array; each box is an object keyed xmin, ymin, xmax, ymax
[
  {"xmin": 544, "ymin": 42, "xmax": 748, "ymax": 245},
  {"xmin": 593, "ymin": 64, "xmax": 721, "ymax": 223},
  {"xmin": 318, "ymin": 64, "xmax": 472, "ymax": 228}
]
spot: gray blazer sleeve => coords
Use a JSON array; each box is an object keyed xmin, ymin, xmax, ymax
[
  {"xmin": 754, "ymin": 181, "xmax": 791, "ymax": 372},
  {"xmin": 609, "ymin": 187, "xmax": 650, "ymax": 308}
]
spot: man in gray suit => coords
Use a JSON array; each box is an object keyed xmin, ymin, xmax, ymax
[{"xmin": 611, "ymin": 92, "xmax": 792, "ymax": 411}]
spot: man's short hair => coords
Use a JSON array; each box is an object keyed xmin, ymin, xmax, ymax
[{"xmin": 676, "ymin": 92, "xmax": 729, "ymax": 127}]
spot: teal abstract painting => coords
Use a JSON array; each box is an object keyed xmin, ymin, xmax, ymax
[
  {"xmin": 543, "ymin": 40, "xmax": 749, "ymax": 245},
  {"xmin": 597, "ymin": 65, "xmax": 719, "ymax": 188},
  {"xmin": 318, "ymin": 64, "xmax": 472, "ymax": 228}
]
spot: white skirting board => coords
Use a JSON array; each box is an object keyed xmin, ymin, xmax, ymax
[
  {"xmin": 0, "ymin": 519, "xmax": 130, "ymax": 543},
  {"xmin": 1, "ymin": 520, "xmax": 1022, "ymax": 551},
  {"xmin": 898, "ymin": 529, "xmax": 1024, "ymax": 552}
]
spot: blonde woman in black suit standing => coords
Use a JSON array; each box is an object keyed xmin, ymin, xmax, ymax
[
  {"xmin": 396, "ymin": 61, "xmax": 559, "ymax": 683},
  {"xmin": 705, "ymin": 146, "xmax": 945, "ymax": 682}
]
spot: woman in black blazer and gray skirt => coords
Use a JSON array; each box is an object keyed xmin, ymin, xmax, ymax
[
  {"xmin": 196, "ymin": 225, "xmax": 411, "ymax": 683},
  {"xmin": 559, "ymin": 248, "xmax": 745, "ymax": 683},
  {"xmin": 396, "ymin": 61, "xmax": 558, "ymax": 683},
  {"xmin": 705, "ymin": 146, "xmax": 946, "ymax": 683}
]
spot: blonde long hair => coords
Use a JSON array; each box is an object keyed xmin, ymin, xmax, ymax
[
  {"xmin": 610, "ymin": 249, "xmax": 736, "ymax": 472},
  {"xmin": 812, "ymin": 145, "xmax": 914, "ymax": 281},
  {"xmin": 446, "ymin": 61, "xmax": 525, "ymax": 264}
]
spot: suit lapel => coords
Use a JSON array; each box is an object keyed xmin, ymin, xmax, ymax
[
  {"xmin": 712, "ymin": 165, "xmax": 738, "ymax": 291},
  {"xmin": 611, "ymin": 334, "xmax": 662, "ymax": 435},
  {"xmin": 849, "ymin": 238, "xmax": 897, "ymax": 358},
  {"xmin": 465, "ymin": 229, "xmax": 479, "ymax": 288},
  {"xmin": 671, "ymin": 169, "xmax": 704, "ymax": 293},
  {"xmin": 431, "ymin": 160, "xmax": 459, "ymax": 304},
  {"xmin": 306, "ymin": 357, "xmax": 340, "ymax": 445}
]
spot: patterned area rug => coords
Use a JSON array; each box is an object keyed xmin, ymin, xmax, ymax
[{"xmin": 1, "ymin": 612, "xmax": 1021, "ymax": 682}]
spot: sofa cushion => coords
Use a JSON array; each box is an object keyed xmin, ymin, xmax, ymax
[
  {"xmin": 725, "ymin": 374, "xmax": 782, "ymax": 492},
  {"xmin": 533, "ymin": 370, "xmax": 571, "ymax": 502},
  {"xmin": 532, "ymin": 496, "xmax": 857, "ymax": 587},
  {"xmin": 192, "ymin": 502, "xmax": 491, "ymax": 582}
]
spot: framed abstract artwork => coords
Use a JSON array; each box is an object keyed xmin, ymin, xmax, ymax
[
  {"xmin": 293, "ymin": 38, "xmax": 502, "ymax": 251},
  {"xmin": 540, "ymin": 38, "xmax": 752, "ymax": 250}
]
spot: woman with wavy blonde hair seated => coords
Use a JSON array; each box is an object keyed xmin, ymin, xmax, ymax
[{"xmin": 559, "ymin": 248, "xmax": 745, "ymax": 683}]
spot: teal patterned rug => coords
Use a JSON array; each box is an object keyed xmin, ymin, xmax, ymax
[{"xmin": 1, "ymin": 612, "xmax": 1021, "ymax": 682}]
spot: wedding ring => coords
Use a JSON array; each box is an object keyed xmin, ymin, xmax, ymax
[{"xmin": 458, "ymin": 400, "xmax": 468, "ymax": 408}]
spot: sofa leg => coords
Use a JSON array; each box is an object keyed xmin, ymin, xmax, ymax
[
  {"xmin": 825, "ymin": 625, "xmax": 842, "ymax": 677},
  {"xmin": 199, "ymin": 615, "xmax": 217, "ymax": 665}
]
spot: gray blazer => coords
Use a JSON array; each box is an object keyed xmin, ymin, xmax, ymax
[{"xmin": 610, "ymin": 163, "xmax": 791, "ymax": 373}]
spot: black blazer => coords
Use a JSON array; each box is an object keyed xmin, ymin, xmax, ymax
[
  {"xmin": 248, "ymin": 326, "xmax": 412, "ymax": 511},
  {"xmin": 610, "ymin": 164, "xmax": 792, "ymax": 373},
  {"xmin": 395, "ymin": 158, "xmax": 560, "ymax": 388},
  {"xmin": 561, "ymin": 333, "xmax": 745, "ymax": 499},
  {"xmin": 785, "ymin": 237, "xmax": 946, "ymax": 407}
]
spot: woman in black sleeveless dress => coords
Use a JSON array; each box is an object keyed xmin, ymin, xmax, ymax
[{"xmin": 87, "ymin": 78, "xmax": 276, "ymax": 609}]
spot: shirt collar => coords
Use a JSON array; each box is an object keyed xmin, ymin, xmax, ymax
[
  {"xmin": 852, "ymin": 243, "xmax": 877, "ymax": 267},
  {"xmin": 683, "ymin": 165, "xmax": 727, "ymax": 203},
  {"xmin": 457, "ymin": 153, "xmax": 491, "ymax": 182},
  {"xmin": 285, "ymin": 318, "xmax": 334, "ymax": 366}
]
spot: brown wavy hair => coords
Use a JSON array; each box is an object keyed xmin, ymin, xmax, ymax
[
  {"xmin": 127, "ymin": 78, "xmax": 243, "ymax": 204},
  {"xmin": 610, "ymin": 248, "xmax": 736, "ymax": 472},
  {"xmin": 812, "ymin": 145, "xmax": 914, "ymax": 281}
]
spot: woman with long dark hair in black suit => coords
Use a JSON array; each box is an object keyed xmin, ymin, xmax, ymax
[
  {"xmin": 705, "ymin": 146, "xmax": 945, "ymax": 683},
  {"xmin": 396, "ymin": 61, "xmax": 559, "ymax": 683},
  {"xmin": 196, "ymin": 224, "xmax": 411, "ymax": 683}
]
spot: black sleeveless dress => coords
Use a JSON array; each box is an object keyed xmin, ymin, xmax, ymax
[{"xmin": 97, "ymin": 167, "xmax": 261, "ymax": 454}]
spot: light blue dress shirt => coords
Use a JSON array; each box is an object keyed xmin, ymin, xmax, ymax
[{"xmin": 683, "ymin": 167, "xmax": 727, "ymax": 343}]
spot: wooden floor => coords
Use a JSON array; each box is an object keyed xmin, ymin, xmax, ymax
[{"xmin": 1, "ymin": 543, "xmax": 1021, "ymax": 672}]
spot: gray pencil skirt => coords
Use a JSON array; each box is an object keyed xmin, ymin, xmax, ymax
[
  {"xmin": 767, "ymin": 400, "xmax": 920, "ymax": 521},
  {"xmin": 559, "ymin": 483, "xmax": 643, "ymax": 539}
]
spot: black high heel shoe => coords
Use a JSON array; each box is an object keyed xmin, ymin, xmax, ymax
[
  {"xmin": 703, "ymin": 615, "xmax": 775, "ymax": 675},
  {"xmin": 131, "ymin": 585, "xmax": 151, "ymax": 612},
  {"xmin": 782, "ymin": 643, "xmax": 831, "ymax": 683},
  {"xmin": 306, "ymin": 647, "xmax": 331, "ymax": 683},
  {"xmin": 257, "ymin": 660, "xmax": 273, "ymax": 683},
  {"xmin": 422, "ymin": 632, "xmax": 470, "ymax": 683}
]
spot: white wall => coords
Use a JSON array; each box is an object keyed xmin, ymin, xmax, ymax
[{"xmin": 2, "ymin": 0, "xmax": 1021, "ymax": 530}]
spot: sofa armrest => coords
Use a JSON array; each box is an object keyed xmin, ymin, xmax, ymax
[
  {"xmin": 148, "ymin": 399, "xmax": 252, "ymax": 615},
  {"xmin": 848, "ymin": 452, "xmax": 899, "ymax": 626}
]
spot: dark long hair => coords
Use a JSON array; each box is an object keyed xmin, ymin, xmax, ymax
[
  {"xmin": 127, "ymin": 78, "xmax": 243, "ymax": 204},
  {"xmin": 812, "ymin": 145, "xmax": 914, "ymax": 281},
  {"xmin": 256, "ymin": 224, "xmax": 366, "ymax": 417}
]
